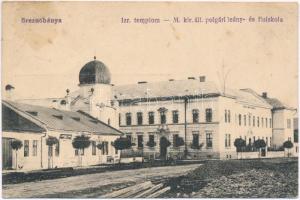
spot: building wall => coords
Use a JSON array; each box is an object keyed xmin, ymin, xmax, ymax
[{"xmin": 3, "ymin": 131, "xmax": 120, "ymax": 171}]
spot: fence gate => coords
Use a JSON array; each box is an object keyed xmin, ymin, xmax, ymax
[{"xmin": 2, "ymin": 138, "xmax": 13, "ymax": 169}]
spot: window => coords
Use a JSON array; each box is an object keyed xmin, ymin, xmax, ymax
[
  {"xmin": 126, "ymin": 113, "xmax": 132, "ymax": 125},
  {"xmin": 287, "ymin": 119, "xmax": 291, "ymax": 129},
  {"xmin": 137, "ymin": 112, "xmax": 143, "ymax": 125},
  {"xmin": 225, "ymin": 134, "xmax": 231, "ymax": 148},
  {"xmin": 32, "ymin": 140, "xmax": 38, "ymax": 156},
  {"xmin": 253, "ymin": 116, "xmax": 255, "ymax": 127},
  {"xmin": 173, "ymin": 134, "xmax": 179, "ymax": 147},
  {"xmin": 225, "ymin": 110, "xmax": 227, "ymax": 123},
  {"xmin": 261, "ymin": 117, "xmax": 264, "ymax": 127},
  {"xmin": 228, "ymin": 110, "xmax": 231, "ymax": 123},
  {"xmin": 192, "ymin": 109, "xmax": 199, "ymax": 123},
  {"xmin": 266, "ymin": 118, "xmax": 268, "ymax": 128},
  {"xmin": 270, "ymin": 137, "xmax": 272, "ymax": 146},
  {"xmin": 270, "ymin": 118, "xmax": 272, "ymax": 128},
  {"xmin": 149, "ymin": 135, "xmax": 155, "ymax": 144},
  {"xmin": 160, "ymin": 111, "xmax": 166, "ymax": 124},
  {"xmin": 248, "ymin": 138, "xmax": 251, "ymax": 145},
  {"xmin": 119, "ymin": 113, "xmax": 121, "ymax": 126},
  {"xmin": 238, "ymin": 114, "xmax": 242, "ymax": 126},
  {"xmin": 244, "ymin": 115, "xmax": 246, "ymax": 126},
  {"xmin": 266, "ymin": 137, "xmax": 268, "ymax": 147},
  {"xmin": 75, "ymin": 149, "xmax": 79, "ymax": 156},
  {"xmin": 92, "ymin": 141, "xmax": 96, "ymax": 155},
  {"xmin": 172, "ymin": 110, "xmax": 179, "ymax": 123},
  {"xmin": 137, "ymin": 135, "xmax": 143, "ymax": 148},
  {"xmin": 24, "ymin": 140, "xmax": 29, "ymax": 157},
  {"xmin": 148, "ymin": 112, "xmax": 154, "ymax": 124},
  {"xmin": 55, "ymin": 142, "xmax": 59, "ymax": 157},
  {"xmin": 206, "ymin": 108, "xmax": 212, "ymax": 122},
  {"xmin": 102, "ymin": 141, "xmax": 109, "ymax": 155},
  {"xmin": 192, "ymin": 132, "xmax": 199, "ymax": 147},
  {"xmin": 108, "ymin": 118, "xmax": 111, "ymax": 126},
  {"xmin": 253, "ymin": 136, "xmax": 256, "ymax": 143},
  {"xmin": 248, "ymin": 115, "xmax": 251, "ymax": 126},
  {"xmin": 257, "ymin": 117, "xmax": 260, "ymax": 127},
  {"xmin": 126, "ymin": 134, "xmax": 132, "ymax": 142},
  {"xmin": 206, "ymin": 132, "xmax": 213, "ymax": 148}
]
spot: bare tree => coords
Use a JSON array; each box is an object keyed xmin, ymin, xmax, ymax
[{"xmin": 217, "ymin": 60, "xmax": 232, "ymax": 95}]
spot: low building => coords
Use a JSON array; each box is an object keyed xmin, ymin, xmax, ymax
[{"xmin": 2, "ymin": 100, "xmax": 122, "ymax": 171}]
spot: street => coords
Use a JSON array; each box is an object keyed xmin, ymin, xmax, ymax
[{"xmin": 2, "ymin": 164, "xmax": 201, "ymax": 198}]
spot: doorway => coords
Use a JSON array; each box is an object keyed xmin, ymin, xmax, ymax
[{"xmin": 159, "ymin": 137, "xmax": 170, "ymax": 159}]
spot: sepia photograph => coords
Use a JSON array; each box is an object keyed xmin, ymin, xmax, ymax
[{"xmin": 1, "ymin": 1, "xmax": 298, "ymax": 198}]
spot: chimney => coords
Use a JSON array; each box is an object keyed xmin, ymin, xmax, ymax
[
  {"xmin": 188, "ymin": 77, "xmax": 195, "ymax": 80},
  {"xmin": 5, "ymin": 84, "xmax": 15, "ymax": 100},
  {"xmin": 199, "ymin": 76, "xmax": 206, "ymax": 82},
  {"xmin": 138, "ymin": 81, "xmax": 147, "ymax": 84},
  {"xmin": 262, "ymin": 92, "xmax": 268, "ymax": 98}
]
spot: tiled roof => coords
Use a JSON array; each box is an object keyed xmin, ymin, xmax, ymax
[
  {"xmin": 113, "ymin": 80, "xmax": 272, "ymax": 108},
  {"xmin": 263, "ymin": 97, "xmax": 292, "ymax": 110},
  {"xmin": 3, "ymin": 100, "xmax": 122, "ymax": 135}
]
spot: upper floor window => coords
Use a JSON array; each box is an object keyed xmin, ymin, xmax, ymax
[
  {"xmin": 261, "ymin": 117, "xmax": 264, "ymax": 127},
  {"xmin": 172, "ymin": 110, "xmax": 179, "ymax": 124},
  {"xmin": 192, "ymin": 109, "xmax": 199, "ymax": 123},
  {"xmin": 126, "ymin": 113, "xmax": 132, "ymax": 126},
  {"xmin": 257, "ymin": 117, "xmax": 260, "ymax": 127},
  {"xmin": 228, "ymin": 110, "xmax": 231, "ymax": 123},
  {"xmin": 119, "ymin": 113, "xmax": 121, "ymax": 126},
  {"xmin": 270, "ymin": 118, "xmax": 272, "ymax": 128},
  {"xmin": 244, "ymin": 115, "xmax": 246, "ymax": 126},
  {"xmin": 266, "ymin": 118, "xmax": 268, "ymax": 128},
  {"xmin": 148, "ymin": 112, "xmax": 154, "ymax": 124},
  {"xmin": 287, "ymin": 119, "xmax": 291, "ymax": 129},
  {"xmin": 225, "ymin": 110, "xmax": 227, "ymax": 123},
  {"xmin": 206, "ymin": 108, "xmax": 212, "ymax": 122},
  {"xmin": 160, "ymin": 111, "xmax": 166, "ymax": 124},
  {"xmin": 253, "ymin": 116, "xmax": 255, "ymax": 127},
  {"xmin": 238, "ymin": 114, "xmax": 242, "ymax": 126},
  {"xmin": 137, "ymin": 112, "xmax": 143, "ymax": 125},
  {"xmin": 248, "ymin": 115, "xmax": 251, "ymax": 126}
]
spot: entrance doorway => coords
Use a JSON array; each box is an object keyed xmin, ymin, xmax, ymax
[
  {"xmin": 2, "ymin": 138, "xmax": 12, "ymax": 169},
  {"xmin": 159, "ymin": 137, "xmax": 170, "ymax": 159}
]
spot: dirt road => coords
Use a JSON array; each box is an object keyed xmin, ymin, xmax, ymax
[{"xmin": 2, "ymin": 164, "xmax": 200, "ymax": 198}]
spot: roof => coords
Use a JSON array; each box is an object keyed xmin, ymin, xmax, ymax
[
  {"xmin": 79, "ymin": 59, "xmax": 111, "ymax": 85},
  {"xmin": 3, "ymin": 100, "xmax": 122, "ymax": 135},
  {"xmin": 263, "ymin": 97, "xmax": 295, "ymax": 110},
  {"xmin": 113, "ymin": 79, "xmax": 272, "ymax": 108}
]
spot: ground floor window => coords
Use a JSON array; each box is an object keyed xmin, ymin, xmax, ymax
[
  {"xmin": 55, "ymin": 142, "xmax": 59, "ymax": 157},
  {"xmin": 92, "ymin": 141, "xmax": 96, "ymax": 155},
  {"xmin": 24, "ymin": 140, "xmax": 29, "ymax": 157},
  {"xmin": 102, "ymin": 141, "xmax": 109, "ymax": 155},
  {"xmin": 32, "ymin": 140, "xmax": 38, "ymax": 156},
  {"xmin": 137, "ymin": 135, "xmax": 143, "ymax": 148},
  {"xmin": 225, "ymin": 134, "xmax": 231, "ymax": 147},
  {"xmin": 206, "ymin": 132, "xmax": 213, "ymax": 148},
  {"xmin": 192, "ymin": 132, "xmax": 199, "ymax": 147}
]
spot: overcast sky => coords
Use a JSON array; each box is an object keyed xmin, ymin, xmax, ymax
[{"xmin": 2, "ymin": 2, "xmax": 298, "ymax": 107}]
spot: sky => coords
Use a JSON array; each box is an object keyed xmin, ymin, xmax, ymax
[{"xmin": 2, "ymin": 2, "xmax": 298, "ymax": 107}]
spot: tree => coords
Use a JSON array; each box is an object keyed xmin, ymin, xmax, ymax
[
  {"xmin": 234, "ymin": 138, "xmax": 246, "ymax": 159},
  {"xmin": 10, "ymin": 139, "xmax": 23, "ymax": 170},
  {"xmin": 72, "ymin": 135, "xmax": 91, "ymax": 166},
  {"xmin": 254, "ymin": 139, "xmax": 266, "ymax": 158},
  {"xmin": 113, "ymin": 137, "xmax": 133, "ymax": 164},
  {"xmin": 46, "ymin": 136, "xmax": 59, "ymax": 168},
  {"xmin": 283, "ymin": 140, "xmax": 293, "ymax": 157}
]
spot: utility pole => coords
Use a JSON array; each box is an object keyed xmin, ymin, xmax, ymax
[{"xmin": 184, "ymin": 96, "xmax": 188, "ymax": 158}]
